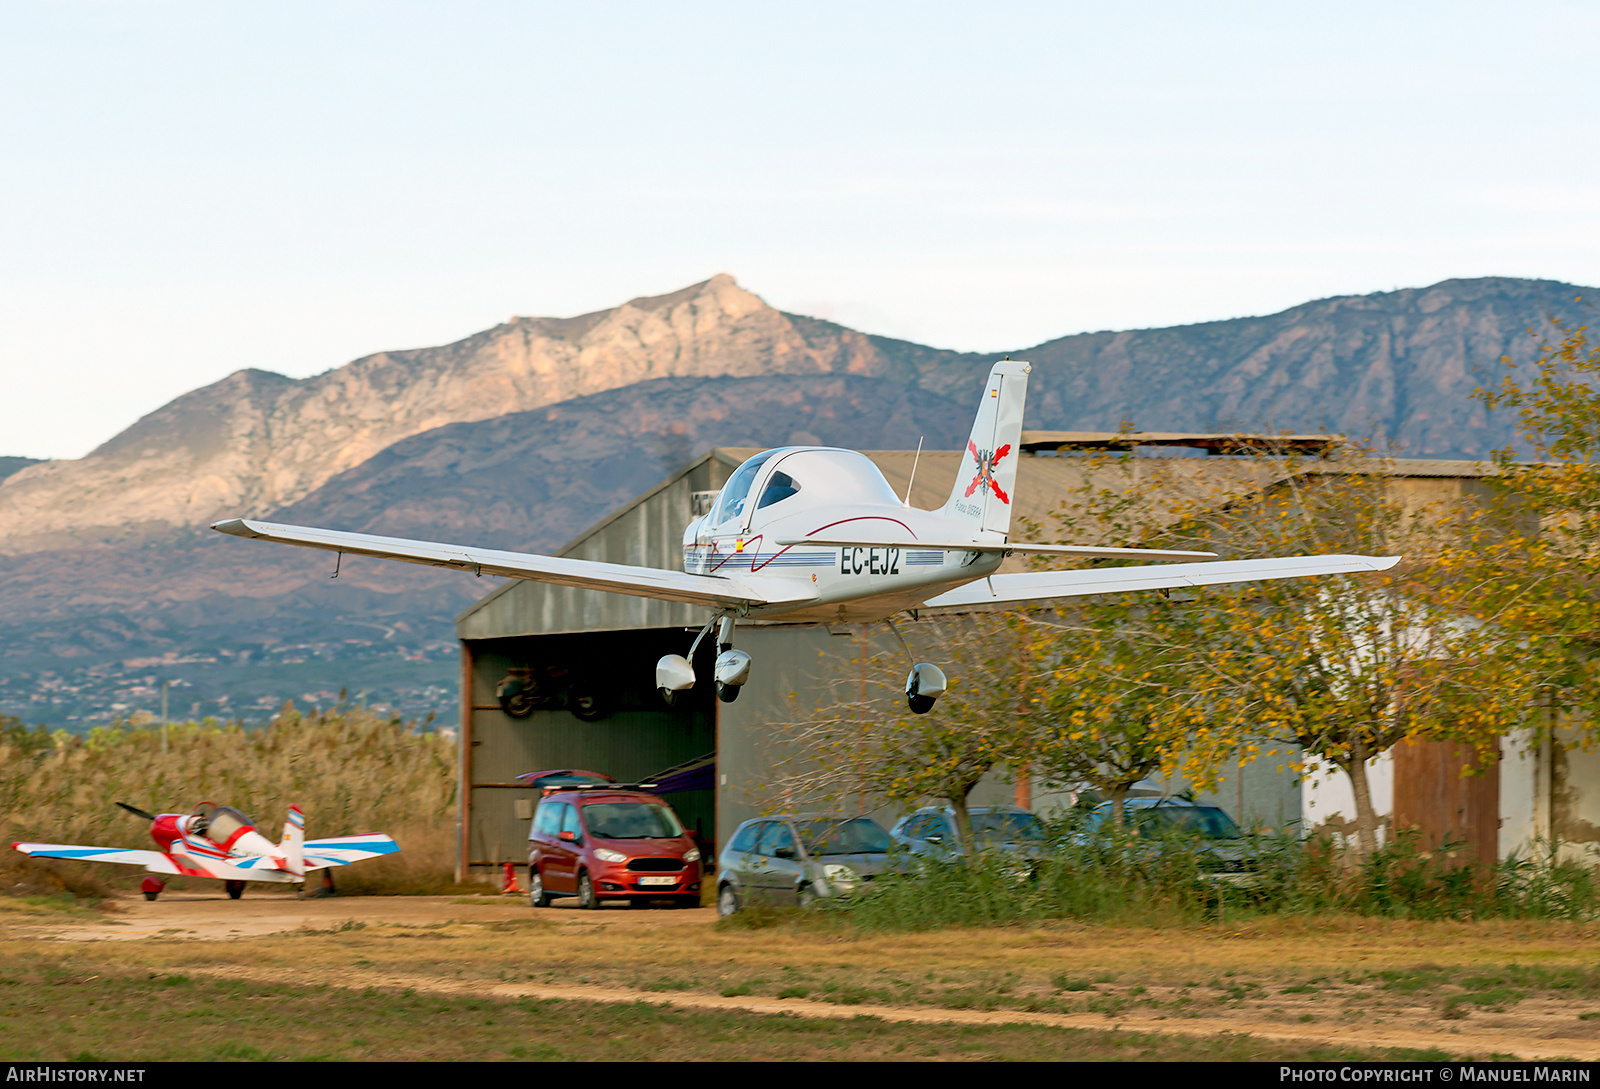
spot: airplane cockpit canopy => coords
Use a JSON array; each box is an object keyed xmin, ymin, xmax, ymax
[
  {"xmin": 708, "ymin": 450, "xmax": 779, "ymax": 527},
  {"xmin": 708, "ymin": 448, "xmax": 902, "ymax": 531},
  {"xmin": 196, "ymin": 806, "xmax": 256, "ymax": 846}
]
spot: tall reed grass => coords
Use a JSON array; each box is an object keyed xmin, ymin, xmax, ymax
[{"xmin": 0, "ymin": 704, "xmax": 460, "ymax": 896}]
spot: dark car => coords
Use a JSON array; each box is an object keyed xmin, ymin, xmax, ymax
[
  {"xmin": 889, "ymin": 805, "xmax": 1048, "ymax": 862},
  {"xmin": 1082, "ymin": 798, "xmax": 1257, "ymax": 881},
  {"xmin": 527, "ymin": 786, "xmax": 703, "ymax": 909},
  {"xmin": 716, "ymin": 815, "xmax": 898, "ymax": 914}
]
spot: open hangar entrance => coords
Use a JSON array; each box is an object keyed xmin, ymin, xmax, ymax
[
  {"xmin": 459, "ymin": 627, "xmax": 715, "ymax": 876},
  {"xmin": 454, "ymin": 439, "xmax": 1507, "ymax": 880}
]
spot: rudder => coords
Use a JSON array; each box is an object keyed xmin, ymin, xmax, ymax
[
  {"xmin": 939, "ymin": 359, "xmax": 1030, "ymax": 535},
  {"xmin": 280, "ymin": 805, "xmax": 305, "ymax": 877}
]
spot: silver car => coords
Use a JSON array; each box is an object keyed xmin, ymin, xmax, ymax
[{"xmin": 716, "ymin": 815, "xmax": 897, "ymax": 914}]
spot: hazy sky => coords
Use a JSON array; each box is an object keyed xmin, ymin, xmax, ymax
[{"xmin": 3, "ymin": 2, "xmax": 1598, "ymax": 460}]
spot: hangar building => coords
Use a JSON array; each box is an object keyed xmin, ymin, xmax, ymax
[{"xmin": 451, "ymin": 438, "xmax": 1571, "ymax": 881}]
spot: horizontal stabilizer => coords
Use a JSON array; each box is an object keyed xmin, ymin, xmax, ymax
[
  {"xmin": 774, "ymin": 537, "xmax": 1216, "ymax": 561},
  {"xmin": 212, "ymin": 519, "xmax": 816, "ymax": 611},
  {"xmin": 920, "ymin": 554, "xmax": 1400, "ymax": 609},
  {"xmin": 297, "ymin": 833, "xmax": 400, "ymax": 870}
]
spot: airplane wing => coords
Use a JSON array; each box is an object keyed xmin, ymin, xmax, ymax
[
  {"xmin": 298, "ymin": 833, "xmax": 401, "ymax": 870},
  {"xmin": 11, "ymin": 842, "xmax": 181, "ymax": 874},
  {"xmin": 775, "ymin": 537, "xmax": 1217, "ymax": 562},
  {"xmin": 920, "ymin": 554, "xmax": 1401, "ymax": 609},
  {"xmin": 212, "ymin": 519, "xmax": 817, "ymax": 611}
]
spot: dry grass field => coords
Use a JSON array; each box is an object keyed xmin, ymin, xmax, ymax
[
  {"xmin": 2, "ymin": 890, "xmax": 1597, "ymax": 1061},
  {"xmin": 5, "ymin": 711, "xmax": 1598, "ymax": 1060}
]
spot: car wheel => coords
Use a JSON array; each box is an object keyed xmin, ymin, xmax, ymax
[
  {"xmin": 577, "ymin": 871, "xmax": 600, "ymax": 910},
  {"xmin": 797, "ymin": 884, "xmax": 817, "ymax": 909},
  {"xmin": 717, "ymin": 883, "xmax": 740, "ymax": 916},
  {"xmin": 529, "ymin": 868, "xmax": 552, "ymax": 908}
]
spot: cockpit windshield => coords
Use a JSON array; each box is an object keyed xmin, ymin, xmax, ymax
[{"xmin": 709, "ymin": 451, "xmax": 778, "ymax": 527}]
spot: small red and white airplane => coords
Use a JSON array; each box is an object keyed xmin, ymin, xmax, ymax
[
  {"xmin": 213, "ymin": 360, "xmax": 1398, "ymax": 713},
  {"xmin": 12, "ymin": 802, "xmax": 400, "ymax": 899}
]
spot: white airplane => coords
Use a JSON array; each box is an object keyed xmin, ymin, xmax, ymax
[
  {"xmin": 13, "ymin": 802, "xmax": 400, "ymax": 900},
  {"xmin": 213, "ymin": 360, "xmax": 1398, "ymax": 713}
]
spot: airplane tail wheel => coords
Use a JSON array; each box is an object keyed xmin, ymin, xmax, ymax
[
  {"xmin": 716, "ymin": 681, "xmax": 741, "ymax": 704},
  {"xmin": 907, "ymin": 693, "xmax": 937, "ymax": 715},
  {"xmin": 225, "ymin": 880, "xmax": 245, "ymax": 900}
]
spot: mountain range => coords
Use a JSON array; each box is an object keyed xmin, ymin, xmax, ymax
[{"xmin": 1, "ymin": 273, "xmax": 1591, "ymax": 729}]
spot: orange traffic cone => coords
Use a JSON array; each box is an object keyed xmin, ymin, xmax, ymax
[{"xmin": 501, "ymin": 861, "xmax": 524, "ymax": 895}]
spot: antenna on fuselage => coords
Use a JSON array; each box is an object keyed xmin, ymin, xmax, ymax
[{"xmin": 902, "ymin": 436, "xmax": 924, "ymax": 507}]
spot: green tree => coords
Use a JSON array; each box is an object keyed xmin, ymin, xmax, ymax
[
  {"xmin": 1026, "ymin": 596, "xmax": 1209, "ymax": 824},
  {"xmin": 763, "ymin": 615, "xmax": 1041, "ymax": 855},
  {"xmin": 1467, "ymin": 314, "xmax": 1600, "ymax": 770},
  {"xmin": 1037, "ymin": 446, "xmax": 1536, "ymax": 857}
]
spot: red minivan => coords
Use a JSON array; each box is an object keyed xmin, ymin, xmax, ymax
[{"xmin": 527, "ymin": 786, "xmax": 702, "ymax": 910}]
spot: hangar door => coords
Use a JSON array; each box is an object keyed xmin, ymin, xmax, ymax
[{"xmin": 462, "ymin": 628, "xmax": 716, "ymax": 874}]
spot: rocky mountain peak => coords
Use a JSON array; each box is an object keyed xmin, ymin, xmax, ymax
[{"xmin": 0, "ymin": 275, "xmax": 897, "ymax": 553}]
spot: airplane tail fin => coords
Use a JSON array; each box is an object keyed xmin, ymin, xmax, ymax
[
  {"xmin": 939, "ymin": 359, "xmax": 1030, "ymax": 536},
  {"xmin": 280, "ymin": 805, "xmax": 305, "ymax": 877}
]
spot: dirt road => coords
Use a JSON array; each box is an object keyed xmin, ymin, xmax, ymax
[{"xmin": 13, "ymin": 888, "xmax": 683, "ymax": 940}]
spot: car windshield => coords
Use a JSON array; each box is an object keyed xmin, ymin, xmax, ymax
[
  {"xmin": 970, "ymin": 811, "xmax": 1045, "ymax": 843},
  {"xmin": 582, "ymin": 802, "xmax": 684, "ymax": 839},
  {"xmin": 795, "ymin": 818, "xmax": 893, "ymax": 856},
  {"xmin": 1130, "ymin": 806, "xmax": 1242, "ymax": 840}
]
